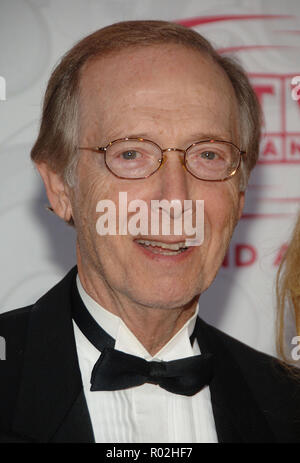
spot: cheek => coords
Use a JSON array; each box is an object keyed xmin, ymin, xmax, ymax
[
  {"xmin": 195, "ymin": 184, "xmax": 240, "ymax": 290},
  {"xmin": 204, "ymin": 183, "xmax": 241, "ymax": 243},
  {"xmin": 71, "ymin": 164, "xmax": 138, "ymax": 265},
  {"xmin": 70, "ymin": 166, "xmax": 113, "ymax": 251}
]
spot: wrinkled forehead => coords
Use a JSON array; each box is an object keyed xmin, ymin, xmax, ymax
[{"xmin": 78, "ymin": 44, "xmax": 239, "ymax": 140}]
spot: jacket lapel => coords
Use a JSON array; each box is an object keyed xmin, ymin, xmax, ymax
[
  {"xmin": 195, "ymin": 317, "xmax": 277, "ymax": 443},
  {"xmin": 12, "ymin": 267, "xmax": 94, "ymax": 443}
]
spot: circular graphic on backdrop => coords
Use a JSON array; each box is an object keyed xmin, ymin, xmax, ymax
[{"xmin": 0, "ymin": 0, "xmax": 50, "ymax": 98}]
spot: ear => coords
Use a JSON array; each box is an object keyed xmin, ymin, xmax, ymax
[
  {"xmin": 35, "ymin": 162, "xmax": 73, "ymax": 223},
  {"xmin": 238, "ymin": 191, "xmax": 245, "ymax": 220}
]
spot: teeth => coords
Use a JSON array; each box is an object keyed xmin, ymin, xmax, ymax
[
  {"xmin": 152, "ymin": 249, "xmax": 183, "ymax": 255},
  {"xmin": 136, "ymin": 239, "xmax": 188, "ymax": 250}
]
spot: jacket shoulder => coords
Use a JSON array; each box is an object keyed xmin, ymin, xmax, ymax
[
  {"xmin": 205, "ymin": 320, "xmax": 295, "ymax": 373},
  {"xmin": 0, "ymin": 304, "xmax": 34, "ymax": 350},
  {"xmin": 204, "ymin": 320, "xmax": 299, "ymax": 386},
  {"xmin": 0, "ymin": 304, "xmax": 33, "ymax": 322},
  {"xmin": 202, "ymin": 319, "xmax": 300, "ymax": 440},
  {"xmin": 0, "ymin": 305, "xmax": 34, "ymax": 431},
  {"xmin": 0, "ymin": 305, "xmax": 34, "ymax": 357}
]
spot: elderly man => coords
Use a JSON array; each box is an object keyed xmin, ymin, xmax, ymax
[{"xmin": 0, "ymin": 20, "xmax": 299, "ymax": 443}]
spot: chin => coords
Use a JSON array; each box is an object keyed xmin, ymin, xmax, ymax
[{"xmin": 126, "ymin": 283, "xmax": 200, "ymax": 310}]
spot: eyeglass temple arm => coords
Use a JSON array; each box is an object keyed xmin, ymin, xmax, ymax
[{"xmin": 78, "ymin": 146, "xmax": 106, "ymax": 152}]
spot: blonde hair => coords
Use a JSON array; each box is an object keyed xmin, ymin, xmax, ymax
[
  {"xmin": 276, "ymin": 213, "xmax": 300, "ymax": 363},
  {"xmin": 31, "ymin": 20, "xmax": 261, "ymax": 191}
]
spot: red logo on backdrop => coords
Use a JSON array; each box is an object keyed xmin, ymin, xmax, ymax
[
  {"xmin": 176, "ymin": 15, "xmax": 300, "ymax": 267},
  {"xmin": 253, "ymin": 74, "xmax": 300, "ymax": 164},
  {"xmin": 221, "ymin": 243, "xmax": 288, "ymax": 268},
  {"xmin": 177, "ymin": 15, "xmax": 300, "ymax": 166}
]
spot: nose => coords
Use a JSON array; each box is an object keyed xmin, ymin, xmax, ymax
[{"xmin": 156, "ymin": 148, "xmax": 190, "ymax": 215}]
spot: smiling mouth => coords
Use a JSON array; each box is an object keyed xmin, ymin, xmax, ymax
[{"xmin": 135, "ymin": 239, "xmax": 189, "ymax": 255}]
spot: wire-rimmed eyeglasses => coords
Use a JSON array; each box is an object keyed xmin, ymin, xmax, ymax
[{"xmin": 78, "ymin": 137, "xmax": 246, "ymax": 181}]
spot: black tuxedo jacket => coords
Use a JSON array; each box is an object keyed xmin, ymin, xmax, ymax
[{"xmin": 1, "ymin": 266, "xmax": 300, "ymax": 443}]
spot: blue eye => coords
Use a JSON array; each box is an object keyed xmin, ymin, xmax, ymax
[
  {"xmin": 200, "ymin": 151, "xmax": 217, "ymax": 160},
  {"xmin": 121, "ymin": 150, "xmax": 139, "ymax": 160}
]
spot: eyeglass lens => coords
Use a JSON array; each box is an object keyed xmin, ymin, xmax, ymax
[{"xmin": 105, "ymin": 139, "xmax": 240, "ymax": 180}]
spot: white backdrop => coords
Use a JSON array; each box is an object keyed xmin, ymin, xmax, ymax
[{"xmin": 1, "ymin": 0, "xmax": 300, "ymax": 357}]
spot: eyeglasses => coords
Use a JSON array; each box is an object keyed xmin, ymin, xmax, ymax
[{"xmin": 78, "ymin": 137, "xmax": 245, "ymax": 181}]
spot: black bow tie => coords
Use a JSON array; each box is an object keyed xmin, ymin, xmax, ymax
[{"xmin": 71, "ymin": 276, "xmax": 214, "ymax": 396}]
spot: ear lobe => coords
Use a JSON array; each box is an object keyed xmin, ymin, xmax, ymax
[{"xmin": 35, "ymin": 162, "xmax": 73, "ymax": 223}]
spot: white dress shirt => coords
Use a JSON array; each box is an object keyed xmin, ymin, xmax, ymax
[{"xmin": 73, "ymin": 275, "xmax": 218, "ymax": 443}]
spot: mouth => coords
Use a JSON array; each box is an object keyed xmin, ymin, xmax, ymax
[{"xmin": 134, "ymin": 239, "xmax": 190, "ymax": 256}]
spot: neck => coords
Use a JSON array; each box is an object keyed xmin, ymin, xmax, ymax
[{"xmin": 76, "ymin": 254, "xmax": 198, "ymax": 356}]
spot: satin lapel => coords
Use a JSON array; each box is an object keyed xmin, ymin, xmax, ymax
[
  {"xmin": 12, "ymin": 267, "xmax": 94, "ymax": 443},
  {"xmin": 50, "ymin": 390, "xmax": 94, "ymax": 443},
  {"xmin": 195, "ymin": 317, "xmax": 277, "ymax": 443}
]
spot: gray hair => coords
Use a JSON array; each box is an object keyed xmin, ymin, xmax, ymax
[{"xmin": 31, "ymin": 20, "xmax": 262, "ymax": 193}]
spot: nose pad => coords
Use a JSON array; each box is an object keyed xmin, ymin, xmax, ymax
[
  {"xmin": 161, "ymin": 149, "xmax": 186, "ymax": 169},
  {"xmin": 160, "ymin": 156, "xmax": 167, "ymax": 166},
  {"xmin": 180, "ymin": 158, "xmax": 186, "ymax": 169}
]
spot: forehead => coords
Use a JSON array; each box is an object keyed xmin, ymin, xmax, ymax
[{"xmin": 78, "ymin": 44, "xmax": 239, "ymax": 142}]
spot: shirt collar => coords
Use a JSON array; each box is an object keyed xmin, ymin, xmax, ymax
[{"xmin": 76, "ymin": 274, "xmax": 199, "ymax": 361}]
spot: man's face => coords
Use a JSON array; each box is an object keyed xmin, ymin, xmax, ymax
[{"xmin": 70, "ymin": 44, "xmax": 244, "ymax": 310}]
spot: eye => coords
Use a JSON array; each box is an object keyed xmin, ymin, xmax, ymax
[
  {"xmin": 200, "ymin": 151, "xmax": 218, "ymax": 161},
  {"xmin": 121, "ymin": 150, "xmax": 140, "ymax": 160}
]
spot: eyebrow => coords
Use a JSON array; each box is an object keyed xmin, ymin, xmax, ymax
[
  {"xmin": 181, "ymin": 132, "xmax": 232, "ymax": 143},
  {"xmin": 107, "ymin": 132, "xmax": 233, "ymax": 144}
]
